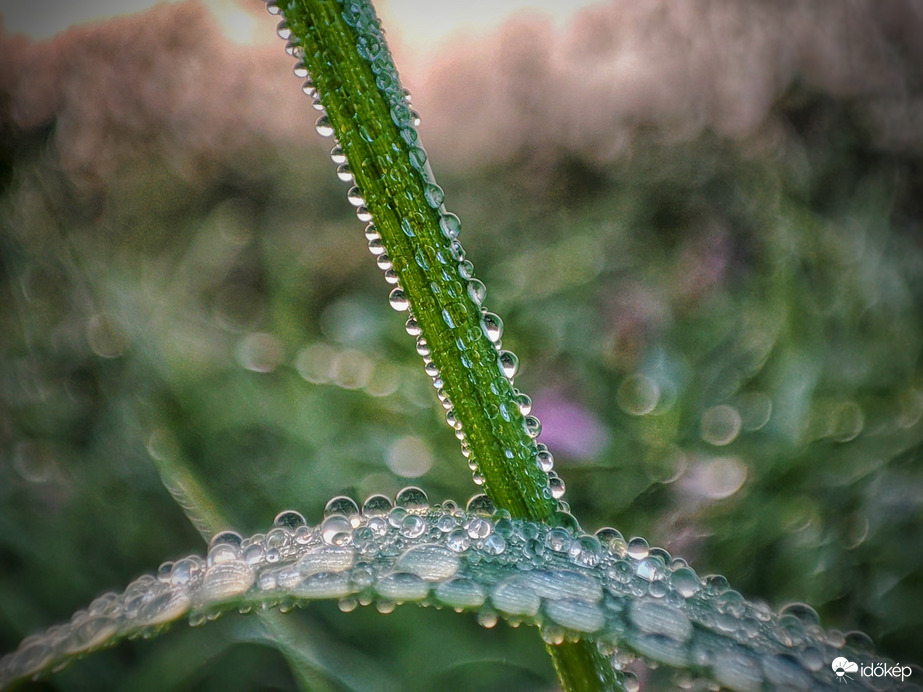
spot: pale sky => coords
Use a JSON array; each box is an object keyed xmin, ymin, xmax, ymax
[{"xmin": 1, "ymin": 0, "xmax": 606, "ymax": 49}]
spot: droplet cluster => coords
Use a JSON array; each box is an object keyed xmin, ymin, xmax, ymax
[
  {"xmin": 264, "ymin": 0, "xmax": 565, "ymax": 505},
  {"xmin": 4, "ymin": 491, "xmax": 913, "ymax": 691}
]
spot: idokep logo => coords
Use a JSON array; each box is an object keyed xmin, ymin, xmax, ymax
[
  {"xmin": 832, "ymin": 656, "xmax": 914, "ymax": 684},
  {"xmin": 832, "ymin": 657, "xmax": 858, "ymax": 683}
]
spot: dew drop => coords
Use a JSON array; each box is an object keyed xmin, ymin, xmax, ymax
[
  {"xmin": 362, "ymin": 494, "xmax": 393, "ymax": 517},
  {"xmin": 630, "ymin": 600, "xmax": 693, "ymax": 641},
  {"xmin": 617, "ymin": 373, "xmax": 660, "ymax": 416},
  {"xmin": 627, "ymin": 537, "xmax": 650, "ymax": 560},
  {"xmin": 445, "ymin": 528, "xmax": 470, "ymax": 552},
  {"xmin": 424, "ymin": 183, "xmax": 445, "ymax": 208},
  {"xmin": 346, "ymin": 186, "xmax": 365, "ymax": 207},
  {"xmin": 548, "ymin": 474, "xmax": 566, "ymax": 499},
  {"xmin": 330, "ymin": 145, "xmax": 346, "ymax": 164},
  {"xmin": 276, "ymin": 20, "xmax": 291, "ymax": 40},
  {"xmin": 400, "ymin": 514, "xmax": 427, "ymax": 538},
  {"xmin": 396, "ymin": 544, "xmax": 460, "ymax": 581},
  {"xmin": 273, "ymin": 510, "xmax": 306, "ymax": 531},
  {"xmin": 376, "ymin": 573, "xmax": 429, "ymax": 602},
  {"xmin": 202, "ymin": 560, "xmax": 255, "ymax": 601},
  {"xmin": 498, "ymin": 351, "xmax": 519, "ymax": 379},
  {"xmin": 409, "ymin": 147, "xmax": 427, "ymax": 170},
  {"xmin": 536, "ymin": 448, "xmax": 554, "ymax": 472},
  {"xmin": 465, "ymin": 494, "xmax": 495, "ymax": 515},
  {"xmin": 546, "ymin": 599, "xmax": 605, "ymax": 633},
  {"xmin": 438, "ymin": 213, "xmax": 461, "ymax": 240},
  {"xmin": 315, "ymin": 115, "xmax": 334, "ymax": 137},
  {"xmin": 388, "ymin": 288, "xmax": 409, "ymax": 311},
  {"xmin": 669, "ymin": 566, "xmax": 701, "ymax": 598},
  {"xmin": 701, "ymin": 404, "xmax": 742, "ymax": 446},
  {"xmin": 435, "ymin": 578, "xmax": 486, "ymax": 609},
  {"xmin": 320, "ymin": 515, "xmax": 353, "ymax": 546},
  {"xmin": 467, "ymin": 279, "xmax": 487, "ymax": 305},
  {"xmin": 481, "ymin": 313, "xmax": 503, "ymax": 343},
  {"xmin": 336, "ymin": 163, "xmax": 353, "ymax": 182},
  {"xmin": 395, "ymin": 486, "xmax": 429, "ymax": 511},
  {"xmin": 491, "ymin": 578, "xmax": 540, "ymax": 617},
  {"xmin": 515, "ymin": 392, "xmax": 532, "ymax": 415},
  {"xmin": 405, "ymin": 316, "xmax": 421, "ymax": 336},
  {"xmin": 524, "ymin": 415, "xmax": 542, "ymax": 438},
  {"xmin": 324, "ymin": 496, "xmax": 360, "ymax": 520}
]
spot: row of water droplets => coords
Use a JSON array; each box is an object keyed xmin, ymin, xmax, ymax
[
  {"xmin": 268, "ymin": 0, "xmax": 565, "ymax": 506},
  {"xmin": 2, "ymin": 489, "xmax": 912, "ymax": 691}
]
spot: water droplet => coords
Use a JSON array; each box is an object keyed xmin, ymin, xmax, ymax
[
  {"xmin": 480, "ymin": 313, "xmax": 503, "ymax": 343},
  {"xmin": 320, "ymin": 515, "xmax": 353, "ymax": 546},
  {"xmin": 436, "ymin": 212, "xmax": 461, "ymax": 240},
  {"xmin": 445, "ymin": 528, "xmax": 470, "ymax": 552},
  {"xmin": 209, "ymin": 530, "xmax": 243, "ymax": 551},
  {"xmin": 491, "ymin": 577, "xmax": 540, "ymax": 617},
  {"xmin": 515, "ymin": 392, "xmax": 532, "ymax": 415},
  {"xmin": 498, "ymin": 351, "xmax": 519, "ymax": 379},
  {"xmin": 395, "ymin": 486, "xmax": 428, "ymax": 511},
  {"xmin": 465, "ymin": 494, "xmax": 494, "ymax": 515},
  {"xmin": 346, "ymin": 186, "xmax": 364, "ymax": 207},
  {"xmin": 670, "ymin": 567, "xmax": 701, "ymax": 597},
  {"xmin": 780, "ymin": 602, "xmax": 820, "ymax": 627},
  {"xmin": 296, "ymin": 546, "xmax": 355, "ymax": 577},
  {"xmin": 376, "ymin": 572, "xmax": 429, "ymax": 602},
  {"xmin": 548, "ymin": 474, "xmax": 566, "ymax": 499},
  {"xmin": 356, "ymin": 206, "xmax": 373, "ymax": 222},
  {"xmin": 202, "ymin": 560, "xmax": 255, "ymax": 601},
  {"xmin": 828, "ymin": 401, "xmax": 864, "ymax": 442},
  {"xmin": 273, "ymin": 510, "xmax": 306, "ymax": 531},
  {"xmin": 545, "ymin": 527, "xmax": 572, "ymax": 553},
  {"xmin": 435, "ymin": 578, "xmax": 486, "ymax": 609},
  {"xmin": 483, "ymin": 533, "xmax": 506, "ymax": 555},
  {"xmin": 761, "ymin": 653, "xmax": 812, "ymax": 690},
  {"xmin": 546, "ymin": 599, "xmax": 605, "ymax": 633},
  {"xmin": 330, "ymin": 145, "xmax": 346, "ymax": 164},
  {"xmin": 276, "ymin": 20, "xmax": 291, "ymax": 39},
  {"xmin": 424, "ymin": 183, "xmax": 445, "ymax": 208},
  {"xmin": 405, "ymin": 316, "xmax": 421, "ymax": 336},
  {"xmin": 409, "ymin": 147, "xmax": 427, "ymax": 170},
  {"xmin": 296, "ymin": 572, "xmax": 351, "ymax": 599},
  {"xmin": 467, "ymin": 279, "xmax": 487, "ymax": 305},
  {"xmin": 396, "ymin": 544, "xmax": 460, "ymax": 581},
  {"xmin": 617, "ymin": 374, "xmax": 660, "ymax": 415},
  {"xmin": 712, "ymin": 648, "xmax": 763, "ymax": 692},
  {"xmin": 315, "ymin": 115, "xmax": 334, "ymax": 137},
  {"xmin": 627, "ymin": 537, "xmax": 650, "ymax": 560},
  {"xmin": 528, "ymin": 449, "xmax": 553, "ymax": 477},
  {"xmin": 701, "ymin": 404, "xmax": 742, "ymax": 446},
  {"xmin": 324, "ymin": 496, "xmax": 359, "ymax": 521},
  {"xmin": 362, "ymin": 494, "xmax": 393, "ymax": 517},
  {"xmin": 400, "ymin": 514, "xmax": 427, "ymax": 538},
  {"xmin": 630, "ymin": 600, "xmax": 693, "ymax": 641},
  {"xmin": 336, "ymin": 163, "xmax": 353, "ymax": 182},
  {"xmin": 524, "ymin": 415, "xmax": 542, "ymax": 438},
  {"xmin": 388, "ymin": 288, "xmax": 409, "ymax": 311}
]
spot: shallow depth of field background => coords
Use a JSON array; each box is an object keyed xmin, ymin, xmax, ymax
[{"xmin": 2, "ymin": 1, "xmax": 922, "ymax": 689}]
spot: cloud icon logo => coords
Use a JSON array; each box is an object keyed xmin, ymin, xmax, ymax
[{"xmin": 832, "ymin": 657, "xmax": 859, "ymax": 682}]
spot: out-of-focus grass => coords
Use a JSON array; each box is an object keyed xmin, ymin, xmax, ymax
[{"xmin": 1, "ymin": 4, "xmax": 922, "ymax": 690}]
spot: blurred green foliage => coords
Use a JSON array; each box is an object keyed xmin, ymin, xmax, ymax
[{"xmin": 1, "ymin": 13, "xmax": 922, "ymax": 691}]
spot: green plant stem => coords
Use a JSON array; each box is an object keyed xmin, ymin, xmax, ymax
[{"xmin": 281, "ymin": 0, "xmax": 621, "ymax": 689}]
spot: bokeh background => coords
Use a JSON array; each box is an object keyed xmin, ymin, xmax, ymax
[{"xmin": 2, "ymin": 0, "xmax": 922, "ymax": 689}]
